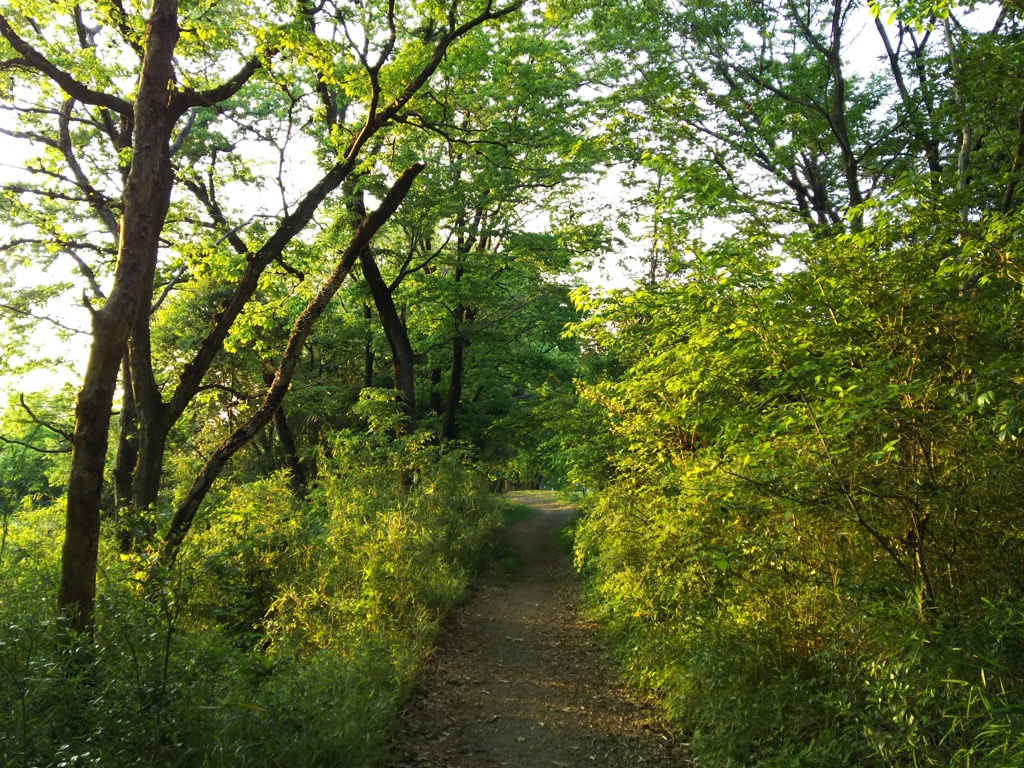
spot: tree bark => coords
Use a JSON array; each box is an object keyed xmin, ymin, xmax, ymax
[
  {"xmin": 442, "ymin": 296, "xmax": 475, "ymax": 441},
  {"xmin": 128, "ymin": 293, "xmax": 167, "ymax": 530},
  {"xmin": 363, "ymin": 303, "xmax": 376, "ymax": 389},
  {"xmin": 944, "ymin": 17, "xmax": 973, "ymax": 218},
  {"xmin": 439, "ymin": 209, "xmax": 488, "ymax": 441},
  {"xmin": 441, "ymin": 320, "xmax": 466, "ymax": 441},
  {"xmin": 429, "ymin": 366, "xmax": 443, "ymax": 416},
  {"xmin": 112, "ymin": 352, "xmax": 138, "ymax": 553},
  {"xmin": 274, "ymin": 405, "xmax": 307, "ymax": 493},
  {"xmin": 824, "ymin": 3, "xmax": 863, "ymax": 230},
  {"xmin": 1000, "ymin": 99, "xmax": 1024, "ymax": 214},
  {"xmin": 874, "ymin": 17, "xmax": 943, "ymax": 175},
  {"xmin": 60, "ymin": 0, "xmax": 180, "ymax": 635},
  {"xmin": 360, "ymin": 246, "xmax": 418, "ymax": 429},
  {"xmin": 349, "ymin": 187, "xmax": 418, "ymax": 428},
  {"xmin": 262, "ymin": 368, "xmax": 307, "ymax": 493}
]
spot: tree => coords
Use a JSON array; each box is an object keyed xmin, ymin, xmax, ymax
[
  {"xmin": 2, "ymin": 0, "xmax": 263, "ymax": 633},
  {"xmin": 557, "ymin": 0, "xmax": 1024, "ymax": 258},
  {"xmin": 1, "ymin": 0, "xmax": 525, "ymax": 632},
  {"xmin": 329, "ymin": 12, "xmax": 598, "ymax": 440}
]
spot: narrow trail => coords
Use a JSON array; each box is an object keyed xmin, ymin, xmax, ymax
[{"xmin": 387, "ymin": 491, "xmax": 688, "ymax": 767}]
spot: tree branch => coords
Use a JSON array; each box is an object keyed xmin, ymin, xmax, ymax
[
  {"xmin": 18, "ymin": 393, "xmax": 75, "ymax": 445},
  {"xmin": 59, "ymin": 98, "xmax": 120, "ymax": 239},
  {"xmin": 0, "ymin": 433, "xmax": 72, "ymax": 454},
  {"xmin": 67, "ymin": 251, "xmax": 106, "ymax": 300},
  {"xmin": 159, "ymin": 162, "xmax": 425, "ymax": 566},
  {"xmin": 1000, "ymin": 98, "xmax": 1024, "ymax": 214},
  {"xmin": 0, "ymin": 13, "xmax": 132, "ymax": 116},
  {"xmin": 171, "ymin": 56, "xmax": 263, "ymax": 115},
  {"xmin": 0, "ymin": 301, "xmax": 89, "ymax": 336},
  {"xmin": 151, "ymin": 264, "xmax": 189, "ymax": 313}
]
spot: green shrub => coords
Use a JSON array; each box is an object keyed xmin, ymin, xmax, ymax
[
  {"xmin": 567, "ymin": 199, "xmax": 1024, "ymax": 767},
  {"xmin": 0, "ymin": 434, "xmax": 500, "ymax": 767}
]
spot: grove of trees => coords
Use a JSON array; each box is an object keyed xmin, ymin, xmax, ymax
[{"xmin": 3, "ymin": 0, "xmax": 1024, "ymax": 764}]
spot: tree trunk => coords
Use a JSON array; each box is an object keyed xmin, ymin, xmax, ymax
[
  {"xmin": 262, "ymin": 368, "xmax": 307, "ymax": 493},
  {"xmin": 1000, "ymin": 99, "xmax": 1024, "ymax": 214},
  {"xmin": 442, "ymin": 305, "xmax": 474, "ymax": 442},
  {"xmin": 429, "ymin": 366, "xmax": 443, "ymax": 415},
  {"xmin": 361, "ymin": 248, "xmax": 418, "ymax": 429},
  {"xmin": 274, "ymin": 406, "xmax": 307, "ymax": 493},
  {"xmin": 873, "ymin": 17, "xmax": 943, "ymax": 175},
  {"xmin": 826, "ymin": 48, "xmax": 864, "ymax": 229},
  {"xmin": 112, "ymin": 352, "xmax": 138, "ymax": 553},
  {"xmin": 128, "ymin": 295, "xmax": 168, "ymax": 542},
  {"xmin": 944, "ymin": 17, "xmax": 973, "ymax": 218},
  {"xmin": 60, "ymin": 0, "xmax": 179, "ymax": 635},
  {"xmin": 363, "ymin": 303, "xmax": 375, "ymax": 389},
  {"xmin": 351, "ymin": 190, "xmax": 418, "ymax": 429}
]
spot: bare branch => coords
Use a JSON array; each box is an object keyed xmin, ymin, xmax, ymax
[
  {"xmin": 0, "ymin": 237, "xmax": 114, "ymax": 257},
  {"xmin": 391, "ymin": 238, "xmax": 450, "ymax": 290},
  {"xmin": 169, "ymin": 109, "xmax": 196, "ymax": 156},
  {"xmin": 182, "ymin": 176, "xmax": 250, "ymax": 255},
  {"xmin": 6, "ymin": 183, "xmax": 92, "ymax": 204},
  {"xmin": 105, "ymin": 0, "xmax": 145, "ymax": 56},
  {"xmin": 0, "ymin": 301, "xmax": 89, "ymax": 336},
  {"xmin": 67, "ymin": 251, "xmax": 106, "ymax": 300},
  {"xmin": 275, "ymin": 254, "xmax": 305, "ymax": 281},
  {"xmin": 0, "ymin": 433, "xmax": 72, "ymax": 454},
  {"xmin": 196, "ymin": 381, "xmax": 255, "ymax": 400},
  {"xmin": 151, "ymin": 263, "xmax": 189, "ymax": 313},
  {"xmin": 171, "ymin": 56, "xmax": 263, "ymax": 115},
  {"xmin": 349, "ymin": 0, "xmax": 525, "ymax": 153},
  {"xmin": 0, "ymin": 126, "xmax": 58, "ymax": 148}
]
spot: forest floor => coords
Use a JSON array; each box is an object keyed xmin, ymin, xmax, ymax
[{"xmin": 386, "ymin": 491, "xmax": 689, "ymax": 768}]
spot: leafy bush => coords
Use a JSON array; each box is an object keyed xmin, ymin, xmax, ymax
[{"xmin": 568, "ymin": 197, "xmax": 1024, "ymax": 767}]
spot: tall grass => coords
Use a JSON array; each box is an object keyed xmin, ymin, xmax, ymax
[{"xmin": 0, "ymin": 434, "xmax": 499, "ymax": 767}]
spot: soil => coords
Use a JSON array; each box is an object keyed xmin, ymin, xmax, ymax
[{"xmin": 387, "ymin": 491, "xmax": 690, "ymax": 768}]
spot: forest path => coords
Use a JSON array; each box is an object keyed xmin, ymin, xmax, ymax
[{"xmin": 386, "ymin": 491, "xmax": 688, "ymax": 767}]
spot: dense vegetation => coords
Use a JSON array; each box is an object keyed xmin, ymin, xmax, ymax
[
  {"xmin": 553, "ymin": 1, "xmax": 1024, "ymax": 765},
  {"xmin": 2, "ymin": 435, "xmax": 507, "ymax": 765},
  {"xmin": 3, "ymin": 0, "xmax": 1024, "ymax": 765}
]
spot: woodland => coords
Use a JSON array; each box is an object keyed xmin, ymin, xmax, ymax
[{"xmin": 1, "ymin": 0, "xmax": 1024, "ymax": 764}]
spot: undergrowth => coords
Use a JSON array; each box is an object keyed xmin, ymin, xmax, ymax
[
  {"xmin": 570, "ymin": 487, "xmax": 1024, "ymax": 768},
  {"xmin": 563, "ymin": 201, "xmax": 1024, "ymax": 767},
  {"xmin": 0, "ymin": 433, "xmax": 500, "ymax": 767}
]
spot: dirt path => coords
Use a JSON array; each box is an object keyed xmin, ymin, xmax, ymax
[{"xmin": 387, "ymin": 491, "xmax": 688, "ymax": 767}]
